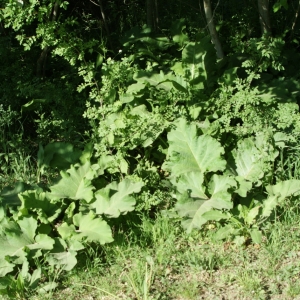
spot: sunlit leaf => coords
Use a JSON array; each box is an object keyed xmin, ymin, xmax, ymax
[
  {"xmin": 50, "ymin": 162, "xmax": 95, "ymax": 202},
  {"xmin": 72, "ymin": 212, "xmax": 113, "ymax": 244},
  {"xmin": 91, "ymin": 179, "xmax": 144, "ymax": 218},
  {"xmin": 163, "ymin": 118, "xmax": 226, "ymax": 177}
]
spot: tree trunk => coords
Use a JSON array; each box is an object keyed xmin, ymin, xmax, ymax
[
  {"xmin": 203, "ymin": 0, "xmax": 224, "ymax": 59},
  {"xmin": 146, "ymin": 0, "xmax": 158, "ymax": 31},
  {"xmin": 98, "ymin": 0, "xmax": 110, "ymax": 37},
  {"xmin": 154, "ymin": 0, "xmax": 159, "ymax": 29},
  {"xmin": 98, "ymin": 0, "xmax": 112, "ymax": 49},
  {"xmin": 291, "ymin": 0, "xmax": 300, "ymax": 38},
  {"xmin": 258, "ymin": 0, "xmax": 271, "ymax": 35},
  {"xmin": 36, "ymin": 1, "xmax": 59, "ymax": 77}
]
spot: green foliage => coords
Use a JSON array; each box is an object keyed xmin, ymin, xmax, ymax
[
  {"xmin": 84, "ymin": 33, "xmax": 218, "ymax": 167},
  {"xmin": 228, "ymin": 134, "xmax": 279, "ymax": 187},
  {"xmin": 208, "ymin": 71, "xmax": 300, "ymax": 138},
  {"xmin": 162, "ymin": 118, "xmax": 300, "ymax": 239},
  {"xmin": 163, "ymin": 118, "xmax": 226, "ymax": 176},
  {"xmin": 0, "ymin": 142, "xmax": 146, "ymax": 296},
  {"xmin": 50, "ymin": 162, "xmax": 95, "ymax": 202},
  {"xmin": 263, "ymin": 179, "xmax": 300, "ymax": 217},
  {"xmin": 91, "ymin": 179, "xmax": 143, "ymax": 217},
  {"xmin": 0, "ymin": 105, "xmax": 35, "ymax": 186},
  {"xmin": 1, "ymin": 0, "xmax": 300, "ymax": 295},
  {"xmin": 180, "ymin": 36, "xmax": 216, "ymax": 89},
  {"xmin": 162, "ymin": 119, "xmax": 232, "ymax": 232},
  {"xmin": 273, "ymin": 0, "xmax": 289, "ymax": 12},
  {"xmin": 213, "ymin": 176, "xmax": 300, "ymax": 245},
  {"xmin": 229, "ymin": 35, "xmax": 285, "ymax": 72}
]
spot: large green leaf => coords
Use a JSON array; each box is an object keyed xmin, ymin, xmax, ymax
[
  {"xmin": 91, "ymin": 179, "xmax": 144, "ymax": 218},
  {"xmin": 266, "ymin": 179, "xmax": 300, "ymax": 199},
  {"xmin": 134, "ymin": 70, "xmax": 174, "ymax": 91},
  {"xmin": 171, "ymin": 62, "xmax": 185, "ymax": 77},
  {"xmin": 162, "ymin": 118, "xmax": 226, "ymax": 177},
  {"xmin": 72, "ymin": 212, "xmax": 113, "ymax": 244},
  {"xmin": 38, "ymin": 142, "xmax": 81, "ymax": 171},
  {"xmin": 250, "ymin": 228, "xmax": 262, "ymax": 244},
  {"xmin": 182, "ymin": 37, "xmax": 216, "ymax": 87},
  {"xmin": 0, "ymin": 258, "xmax": 14, "ymax": 277},
  {"xmin": 85, "ymin": 155, "xmax": 115, "ymax": 180},
  {"xmin": 0, "ymin": 182, "xmax": 33, "ymax": 207},
  {"xmin": 174, "ymin": 172, "xmax": 206, "ymax": 199},
  {"xmin": 262, "ymin": 179, "xmax": 300, "ymax": 216},
  {"xmin": 19, "ymin": 190, "xmax": 61, "ymax": 223},
  {"xmin": 121, "ymin": 25, "xmax": 171, "ymax": 50},
  {"xmin": 183, "ymin": 42, "xmax": 204, "ymax": 82},
  {"xmin": 168, "ymin": 78, "xmax": 188, "ymax": 93},
  {"xmin": 50, "ymin": 162, "xmax": 95, "ymax": 202},
  {"xmin": 0, "ymin": 276, "xmax": 14, "ymax": 290},
  {"xmin": 207, "ymin": 175, "xmax": 236, "ymax": 207},
  {"xmin": 175, "ymin": 175, "xmax": 235, "ymax": 232},
  {"xmin": 133, "ymin": 70, "xmax": 188, "ymax": 93},
  {"xmin": 46, "ymin": 250, "xmax": 77, "ymax": 271},
  {"xmin": 27, "ymin": 234, "xmax": 55, "ymax": 251},
  {"xmin": 233, "ymin": 138, "xmax": 265, "ymax": 182},
  {"xmin": 0, "ymin": 217, "xmax": 54, "ymax": 264},
  {"xmin": 79, "ymin": 142, "xmax": 93, "ymax": 164},
  {"xmin": 126, "ymin": 82, "xmax": 146, "ymax": 95},
  {"xmin": 170, "ymin": 18, "xmax": 189, "ymax": 46},
  {"xmin": 57, "ymin": 223, "xmax": 76, "ymax": 240}
]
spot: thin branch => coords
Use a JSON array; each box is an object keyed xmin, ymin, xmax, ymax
[
  {"xmin": 291, "ymin": 0, "xmax": 300, "ymax": 36},
  {"xmin": 89, "ymin": 0, "xmax": 100, "ymax": 7}
]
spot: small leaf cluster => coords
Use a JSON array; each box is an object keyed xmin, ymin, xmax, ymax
[
  {"xmin": 229, "ymin": 35, "xmax": 285, "ymax": 72},
  {"xmin": 209, "ymin": 72, "xmax": 300, "ymax": 138}
]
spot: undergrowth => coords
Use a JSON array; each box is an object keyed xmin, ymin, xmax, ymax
[{"xmin": 1, "ymin": 3, "xmax": 300, "ymax": 298}]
